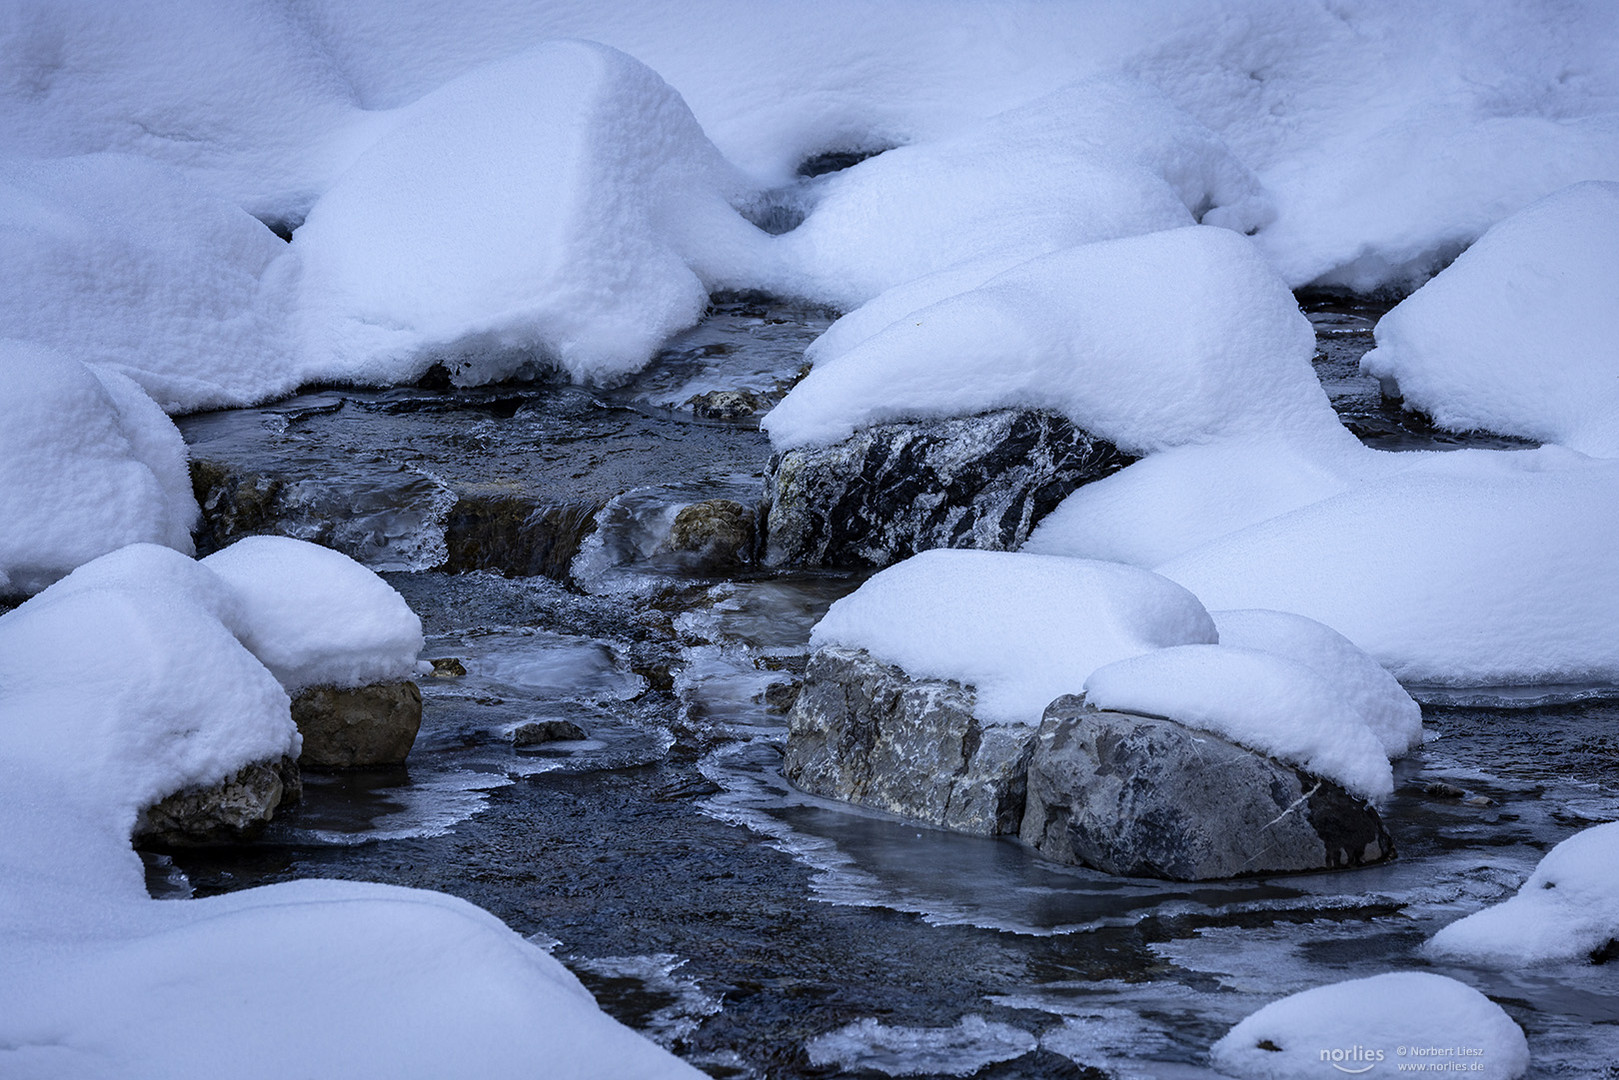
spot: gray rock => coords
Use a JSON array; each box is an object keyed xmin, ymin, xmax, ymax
[
  {"xmin": 513, "ymin": 719, "xmax": 587, "ymax": 746},
  {"xmin": 688, "ymin": 389, "xmax": 762, "ymax": 421},
  {"xmin": 764, "ymin": 409, "xmax": 1132, "ymax": 568},
  {"xmin": 783, "ymin": 647, "xmax": 1035, "ymax": 836},
  {"xmin": 134, "ymin": 755, "xmax": 301, "ymax": 848},
  {"xmin": 666, "ymin": 499, "xmax": 756, "ymax": 567},
  {"xmin": 1020, "ymin": 698, "xmax": 1394, "ymax": 880},
  {"xmin": 291, "ymin": 681, "xmax": 422, "ymax": 768}
]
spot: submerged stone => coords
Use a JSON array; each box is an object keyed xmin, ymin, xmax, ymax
[
  {"xmin": 292, "ymin": 681, "xmax": 422, "ymax": 768},
  {"xmin": 513, "ymin": 719, "xmax": 587, "ymax": 746},
  {"xmin": 666, "ymin": 498, "xmax": 757, "ymax": 568},
  {"xmin": 134, "ymin": 755, "xmax": 301, "ymax": 848}
]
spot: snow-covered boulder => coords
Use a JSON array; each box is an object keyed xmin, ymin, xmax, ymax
[
  {"xmin": 1362, "ymin": 181, "xmax": 1619, "ymax": 457},
  {"xmin": 0, "ymin": 154, "xmax": 301, "ymax": 412},
  {"xmin": 0, "ymin": 342, "xmax": 199, "ymax": 597},
  {"xmin": 293, "ymin": 39, "xmax": 767, "ymax": 389},
  {"xmin": 1428, "ymin": 821, "xmax": 1619, "ymax": 966},
  {"xmin": 1211, "ymin": 972, "xmax": 1528, "ymax": 1080}
]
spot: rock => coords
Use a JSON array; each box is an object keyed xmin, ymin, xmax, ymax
[
  {"xmin": 512, "ymin": 719, "xmax": 587, "ymax": 746},
  {"xmin": 783, "ymin": 646, "xmax": 1035, "ymax": 836},
  {"xmin": 1020, "ymin": 698, "xmax": 1394, "ymax": 880},
  {"xmin": 687, "ymin": 389, "xmax": 762, "ymax": 421},
  {"xmin": 428, "ymin": 657, "xmax": 466, "ymax": 678},
  {"xmin": 764, "ymin": 409, "xmax": 1133, "ymax": 568},
  {"xmin": 291, "ymin": 681, "xmax": 422, "ymax": 768},
  {"xmin": 665, "ymin": 499, "xmax": 756, "ymax": 567},
  {"xmin": 134, "ymin": 755, "xmax": 301, "ymax": 848}
]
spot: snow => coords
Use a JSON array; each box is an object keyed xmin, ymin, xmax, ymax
[
  {"xmin": 1361, "ymin": 181, "xmax": 1619, "ymax": 457},
  {"xmin": 202, "ymin": 536, "xmax": 424, "ymax": 692},
  {"xmin": 763, "ymin": 226, "xmax": 1336, "ymax": 453},
  {"xmin": 805, "ymin": 1015, "xmax": 1037, "ymax": 1077},
  {"xmin": 293, "ymin": 39, "xmax": 767, "ymax": 388},
  {"xmin": 809, "ymin": 549, "xmax": 1217, "ymax": 726},
  {"xmin": 1427, "ymin": 821, "xmax": 1619, "ymax": 967},
  {"xmin": 1211, "ymin": 972, "xmax": 1528, "ymax": 1080},
  {"xmin": 0, "ymin": 341, "xmax": 198, "ymax": 597},
  {"xmin": 0, "ymin": 154, "xmax": 300, "ymax": 412},
  {"xmin": 1082, "ymin": 645, "xmax": 1395, "ymax": 799}
]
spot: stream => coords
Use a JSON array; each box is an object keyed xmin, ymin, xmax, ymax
[{"xmin": 154, "ymin": 294, "xmax": 1618, "ymax": 1079}]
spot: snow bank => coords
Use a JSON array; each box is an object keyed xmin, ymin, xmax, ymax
[
  {"xmin": 772, "ymin": 78, "xmax": 1270, "ymax": 307},
  {"xmin": 0, "ymin": 154, "xmax": 300, "ymax": 412},
  {"xmin": 764, "ymin": 226, "xmax": 1336, "ymax": 453},
  {"xmin": 1082, "ymin": 645, "xmax": 1394, "ymax": 799},
  {"xmin": 809, "ymin": 549, "xmax": 1217, "ymax": 726},
  {"xmin": 1428, "ymin": 821, "xmax": 1619, "ymax": 967},
  {"xmin": 0, "ymin": 341, "xmax": 198, "ymax": 596},
  {"xmin": 1211, "ymin": 972, "xmax": 1528, "ymax": 1080},
  {"xmin": 294, "ymin": 39, "xmax": 766, "ymax": 388},
  {"xmin": 203, "ymin": 536, "xmax": 424, "ymax": 692},
  {"xmin": 1362, "ymin": 181, "xmax": 1619, "ymax": 457}
]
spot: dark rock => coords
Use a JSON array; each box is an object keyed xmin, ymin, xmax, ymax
[
  {"xmin": 513, "ymin": 719, "xmax": 587, "ymax": 746},
  {"xmin": 784, "ymin": 647, "xmax": 1036, "ymax": 836},
  {"xmin": 761, "ymin": 680, "xmax": 801, "ymax": 714},
  {"xmin": 687, "ymin": 389, "xmax": 762, "ymax": 421},
  {"xmin": 134, "ymin": 755, "xmax": 301, "ymax": 848},
  {"xmin": 428, "ymin": 657, "xmax": 467, "ymax": 678},
  {"xmin": 764, "ymin": 409, "xmax": 1133, "ymax": 568},
  {"xmin": 442, "ymin": 496, "xmax": 599, "ymax": 579},
  {"xmin": 665, "ymin": 499, "xmax": 756, "ymax": 567},
  {"xmin": 1020, "ymin": 698, "xmax": 1394, "ymax": 880},
  {"xmin": 291, "ymin": 681, "xmax": 422, "ymax": 768}
]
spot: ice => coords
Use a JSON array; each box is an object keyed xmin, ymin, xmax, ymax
[
  {"xmin": 805, "ymin": 1015, "xmax": 1037, "ymax": 1077},
  {"xmin": 1211, "ymin": 972, "xmax": 1528, "ymax": 1080},
  {"xmin": 203, "ymin": 536, "xmax": 424, "ymax": 692},
  {"xmin": 809, "ymin": 549, "xmax": 1217, "ymax": 726},
  {"xmin": 1362, "ymin": 181, "xmax": 1619, "ymax": 457},
  {"xmin": 1427, "ymin": 821, "xmax": 1619, "ymax": 966},
  {"xmin": 0, "ymin": 341, "xmax": 198, "ymax": 596},
  {"xmin": 765, "ymin": 226, "xmax": 1338, "ymax": 453}
]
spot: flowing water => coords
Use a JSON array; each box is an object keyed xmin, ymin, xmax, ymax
[{"xmin": 159, "ymin": 294, "xmax": 1618, "ymax": 1079}]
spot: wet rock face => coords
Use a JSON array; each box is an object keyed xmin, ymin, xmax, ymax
[
  {"xmin": 134, "ymin": 755, "xmax": 301, "ymax": 848},
  {"xmin": 783, "ymin": 647, "xmax": 1035, "ymax": 836},
  {"xmin": 764, "ymin": 409, "xmax": 1133, "ymax": 568},
  {"xmin": 291, "ymin": 681, "xmax": 422, "ymax": 768},
  {"xmin": 1021, "ymin": 699, "xmax": 1394, "ymax": 881},
  {"xmin": 666, "ymin": 499, "xmax": 757, "ymax": 568}
]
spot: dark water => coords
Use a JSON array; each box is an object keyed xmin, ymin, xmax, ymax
[{"xmin": 161, "ymin": 295, "xmax": 1618, "ymax": 1079}]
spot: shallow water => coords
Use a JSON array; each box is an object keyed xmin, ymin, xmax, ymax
[{"xmin": 162, "ymin": 296, "xmax": 1617, "ymax": 1079}]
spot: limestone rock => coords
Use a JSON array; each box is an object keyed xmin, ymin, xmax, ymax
[
  {"xmin": 291, "ymin": 680, "xmax": 422, "ymax": 768},
  {"xmin": 783, "ymin": 646, "xmax": 1035, "ymax": 836},
  {"xmin": 1020, "ymin": 698, "xmax": 1394, "ymax": 880},
  {"xmin": 765, "ymin": 409, "xmax": 1132, "ymax": 568},
  {"xmin": 666, "ymin": 499, "xmax": 756, "ymax": 567},
  {"xmin": 134, "ymin": 755, "xmax": 301, "ymax": 848}
]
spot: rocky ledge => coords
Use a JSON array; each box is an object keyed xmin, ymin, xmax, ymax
[
  {"xmin": 134, "ymin": 755, "xmax": 301, "ymax": 848},
  {"xmin": 784, "ymin": 647, "xmax": 1395, "ymax": 881},
  {"xmin": 765, "ymin": 409, "xmax": 1133, "ymax": 568}
]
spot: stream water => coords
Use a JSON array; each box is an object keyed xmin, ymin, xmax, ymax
[{"xmin": 156, "ymin": 294, "xmax": 1617, "ymax": 1079}]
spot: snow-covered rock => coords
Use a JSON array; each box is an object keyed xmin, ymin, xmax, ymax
[
  {"xmin": 202, "ymin": 536, "xmax": 424, "ymax": 693},
  {"xmin": 1362, "ymin": 181, "xmax": 1619, "ymax": 457},
  {"xmin": 0, "ymin": 342, "xmax": 199, "ymax": 596},
  {"xmin": 1428, "ymin": 821, "xmax": 1619, "ymax": 966},
  {"xmin": 1211, "ymin": 972, "xmax": 1528, "ymax": 1080}
]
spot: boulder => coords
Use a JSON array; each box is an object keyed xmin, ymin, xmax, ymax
[
  {"xmin": 1020, "ymin": 698, "xmax": 1394, "ymax": 880},
  {"xmin": 513, "ymin": 719, "xmax": 587, "ymax": 746},
  {"xmin": 134, "ymin": 755, "xmax": 301, "ymax": 848},
  {"xmin": 764, "ymin": 409, "xmax": 1132, "ymax": 568},
  {"xmin": 783, "ymin": 646, "xmax": 1035, "ymax": 836},
  {"xmin": 665, "ymin": 499, "xmax": 756, "ymax": 567},
  {"xmin": 688, "ymin": 389, "xmax": 762, "ymax": 421},
  {"xmin": 291, "ymin": 680, "xmax": 422, "ymax": 768}
]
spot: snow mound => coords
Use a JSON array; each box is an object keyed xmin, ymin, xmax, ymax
[
  {"xmin": 294, "ymin": 39, "xmax": 767, "ymax": 389},
  {"xmin": 773, "ymin": 78, "xmax": 1270, "ymax": 307},
  {"xmin": 1160, "ymin": 447, "xmax": 1619, "ymax": 688},
  {"xmin": 202, "ymin": 537, "xmax": 424, "ymax": 692},
  {"xmin": 0, "ymin": 341, "xmax": 198, "ymax": 597},
  {"xmin": 1362, "ymin": 181, "xmax": 1619, "ymax": 457},
  {"xmin": 1211, "ymin": 610, "xmax": 1422, "ymax": 757},
  {"xmin": 1082, "ymin": 645, "xmax": 1394, "ymax": 799},
  {"xmin": 809, "ymin": 549, "xmax": 1217, "ymax": 726},
  {"xmin": 764, "ymin": 226, "xmax": 1335, "ymax": 454},
  {"xmin": 0, "ymin": 154, "xmax": 300, "ymax": 413},
  {"xmin": 1211, "ymin": 971, "xmax": 1528, "ymax": 1080},
  {"xmin": 1428, "ymin": 821, "xmax": 1619, "ymax": 966}
]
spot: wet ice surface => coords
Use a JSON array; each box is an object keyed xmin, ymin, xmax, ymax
[{"xmin": 161, "ymin": 297, "xmax": 1617, "ymax": 1079}]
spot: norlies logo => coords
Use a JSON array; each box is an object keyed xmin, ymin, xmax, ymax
[{"xmin": 1322, "ymin": 1046, "xmax": 1386, "ymax": 1074}]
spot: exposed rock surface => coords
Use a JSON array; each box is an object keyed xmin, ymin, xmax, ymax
[
  {"xmin": 1021, "ymin": 698, "xmax": 1394, "ymax": 880},
  {"xmin": 513, "ymin": 719, "xmax": 587, "ymax": 746},
  {"xmin": 783, "ymin": 646, "xmax": 1034, "ymax": 836},
  {"xmin": 688, "ymin": 389, "xmax": 762, "ymax": 420},
  {"xmin": 765, "ymin": 409, "xmax": 1132, "ymax": 567},
  {"xmin": 666, "ymin": 499, "xmax": 757, "ymax": 568},
  {"xmin": 291, "ymin": 680, "xmax": 422, "ymax": 768},
  {"xmin": 134, "ymin": 755, "xmax": 301, "ymax": 848}
]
